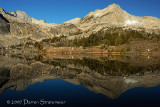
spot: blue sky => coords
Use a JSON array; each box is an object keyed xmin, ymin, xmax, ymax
[{"xmin": 0, "ymin": 0, "xmax": 160, "ymax": 24}]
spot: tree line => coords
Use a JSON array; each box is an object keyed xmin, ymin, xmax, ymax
[
  {"xmin": 33, "ymin": 28, "xmax": 159, "ymax": 50},
  {"xmin": 72, "ymin": 29, "xmax": 145, "ymax": 47}
]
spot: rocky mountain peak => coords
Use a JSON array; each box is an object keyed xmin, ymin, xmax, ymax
[
  {"xmin": 104, "ymin": 3, "xmax": 121, "ymax": 11},
  {"xmin": 0, "ymin": 8, "xmax": 4, "ymax": 12},
  {"xmin": 78, "ymin": 3, "xmax": 160, "ymax": 33},
  {"xmin": 0, "ymin": 8, "xmax": 6, "ymax": 14},
  {"xmin": 87, "ymin": 3, "xmax": 122, "ymax": 17},
  {"xmin": 9, "ymin": 10, "xmax": 32, "ymax": 22},
  {"xmin": 79, "ymin": 3, "xmax": 127, "ymax": 25}
]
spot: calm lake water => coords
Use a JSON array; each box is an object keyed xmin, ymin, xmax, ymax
[{"xmin": 0, "ymin": 54, "xmax": 160, "ymax": 107}]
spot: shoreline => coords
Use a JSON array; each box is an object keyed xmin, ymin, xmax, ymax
[{"xmin": 42, "ymin": 46, "xmax": 160, "ymax": 56}]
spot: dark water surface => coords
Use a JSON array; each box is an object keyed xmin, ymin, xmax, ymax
[{"xmin": 0, "ymin": 54, "xmax": 160, "ymax": 107}]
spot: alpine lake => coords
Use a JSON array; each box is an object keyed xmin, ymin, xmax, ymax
[{"xmin": 0, "ymin": 53, "xmax": 160, "ymax": 107}]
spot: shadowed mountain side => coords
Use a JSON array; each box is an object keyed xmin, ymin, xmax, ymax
[
  {"xmin": 0, "ymin": 55, "xmax": 160, "ymax": 99},
  {"xmin": 0, "ymin": 13, "xmax": 19, "ymax": 47}
]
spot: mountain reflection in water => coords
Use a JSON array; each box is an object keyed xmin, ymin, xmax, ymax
[{"xmin": 0, "ymin": 54, "xmax": 160, "ymax": 106}]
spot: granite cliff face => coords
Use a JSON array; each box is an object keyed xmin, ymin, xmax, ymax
[
  {"xmin": 0, "ymin": 12, "xmax": 20, "ymax": 47},
  {"xmin": 0, "ymin": 8, "xmax": 81, "ymax": 47},
  {"xmin": 0, "ymin": 4, "xmax": 160, "ymax": 47},
  {"xmin": 0, "ymin": 8, "xmax": 46, "ymax": 47},
  {"xmin": 0, "ymin": 13, "xmax": 10, "ymax": 34},
  {"xmin": 9, "ymin": 10, "xmax": 32, "ymax": 22}
]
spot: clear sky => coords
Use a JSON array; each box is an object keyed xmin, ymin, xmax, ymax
[{"xmin": 0, "ymin": 0, "xmax": 160, "ymax": 24}]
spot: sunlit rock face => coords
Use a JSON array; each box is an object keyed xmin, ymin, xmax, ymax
[
  {"xmin": 75, "ymin": 4, "xmax": 160, "ymax": 34},
  {"xmin": 0, "ymin": 9, "xmax": 45, "ymax": 47},
  {"xmin": 64, "ymin": 18, "xmax": 81, "ymax": 24},
  {"xmin": 0, "ymin": 8, "xmax": 82, "ymax": 47},
  {"xmin": 9, "ymin": 10, "xmax": 32, "ymax": 22}
]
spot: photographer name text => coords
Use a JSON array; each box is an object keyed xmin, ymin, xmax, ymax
[{"xmin": 7, "ymin": 99, "xmax": 67, "ymax": 105}]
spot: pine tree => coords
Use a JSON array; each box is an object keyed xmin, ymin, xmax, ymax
[{"xmin": 115, "ymin": 35, "xmax": 123, "ymax": 46}]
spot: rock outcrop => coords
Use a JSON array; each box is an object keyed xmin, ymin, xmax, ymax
[
  {"xmin": 9, "ymin": 10, "xmax": 32, "ymax": 22},
  {"xmin": 0, "ymin": 8, "xmax": 82, "ymax": 47},
  {"xmin": 0, "ymin": 13, "xmax": 10, "ymax": 35},
  {"xmin": 0, "ymin": 12, "xmax": 20, "ymax": 47},
  {"xmin": 0, "ymin": 8, "xmax": 50, "ymax": 46}
]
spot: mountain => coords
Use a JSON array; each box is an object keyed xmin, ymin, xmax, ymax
[
  {"xmin": 0, "ymin": 8, "xmax": 47, "ymax": 47},
  {"xmin": 0, "ymin": 8, "xmax": 81, "ymax": 47},
  {"xmin": 74, "ymin": 4, "xmax": 160, "ymax": 33},
  {"xmin": 0, "ymin": 4, "xmax": 160, "ymax": 48}
]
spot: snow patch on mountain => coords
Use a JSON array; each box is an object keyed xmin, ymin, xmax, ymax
[
  {"xmin": 125, "ymin": 20, "xmax": 139, "ymax": 26},
  {"xmin": 94, "ymin": 10, "xmax": 104, "ymax": 17},
  {"xmin": 94, "ymin": 12, "xmax": 102, "ymax": 17}
]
